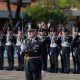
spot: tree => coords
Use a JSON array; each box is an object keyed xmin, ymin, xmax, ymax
[
  {"xmin": 15, "ymin": 0, "xmax": 22, "ymax": 18},
  {"xmin": 59, "ymin": 0, "xmax": 69, "ymax": 9},
  {"xmin": 6, "ymin": 0, "xmax": 13, "ymax": 28},
  {"xmin": 25, "ymin": 4, "xmax": 67, "ymax": 24},
  {"xmin": 6, "ymin": 0, "xmax": 23, "ymax": 29},
  {"xmin": 26, "ymin": 5, "xmax": 51, "ymax": 22}
]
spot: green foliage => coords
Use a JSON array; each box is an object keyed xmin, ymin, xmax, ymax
[
  {"xmin": 25, "ymin": 5, "xmax": 53, "ymax": 22},
  {"xmin": 60, "ymin": 0, "xmax": 69, "ymax": 8},
  {"xmin": 25, "ymin": 5, "xmax": 67, "ymax": 24}
]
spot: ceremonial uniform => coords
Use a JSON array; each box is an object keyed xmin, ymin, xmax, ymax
[
  {"xmin": 0, "ymin": 32, "xmax": 6, "ymax": 70},
  {"xmin": 61, "ymin": 28, "xmax": 72, "ymax": 73},
  {"xmin": 16, "ymin": 27, "xmax": 24, "ymax": 71},
  {"xmin": 6, "ymin": 27, "xmax": 16, "ymax": 70},
  {"xmin": 50, "ymin": 28, "xmax": 60, "ymax": 73},
  {"xmin": 39, "ymin": 29, "xmax": 50, "ymax": 71},
  {"xmin": 21, "ymin": 23, "xmax": 42, "ymax": 80},
  {"xmin": 71, "ymin": 28, "xmax": 80, "ymax": 73}
]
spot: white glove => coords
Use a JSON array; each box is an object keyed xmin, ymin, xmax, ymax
[
  {"xmin": 20, "ymin": 43, "xmax": 27, "ymax": 52},
  {"xmin": 41, "ymin": 70, "xmax": 46, "ymax": 79}
]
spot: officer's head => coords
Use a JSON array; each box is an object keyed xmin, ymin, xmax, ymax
[
  {"xmin": 18, "ymin": 27, "xmax": 22, "ymax": 36},
  {"xmin": 62, "ymin": 28, "xmax": 68, "ymax": 36},
  {"xmin": 7, "ymin": 27, "xmax": 13, "ymax": 35},
  {"xmin": 49, "ymin": 28, "xmax": 57, "ymax": 36},
  {"xmin": 76, "ymin": 28, "xmax": 80, "ymax": 35},
  {"xmin": 27, "ymin": 23, "xmax": 39, "ymax": 38},
  {"xmin": 39, "ymin": 29, "xmax": 47, "ymax": 37}
]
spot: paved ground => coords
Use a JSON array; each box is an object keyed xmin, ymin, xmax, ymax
[
  {"xmin": 0, "ymin": 70, "xmax": 80, "ymax": 80},
  {"xmin": 0, "ymin": 58, "xmax": 80, "ymax": 80}
]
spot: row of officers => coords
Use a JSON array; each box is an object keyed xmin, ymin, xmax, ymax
[{"xmin": 0, "ymin": 24, "xmax": 80, "ymax": 79}]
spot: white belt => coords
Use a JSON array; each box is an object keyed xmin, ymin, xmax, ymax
[
  {"xmin": 21, "ymin": 44, "xmax": 27, "ymax": 51},
  {"xmin": 0, "ymin": 42, "xmax": 2, "ymax": 46},
  {"xmin": 50, "ymin": 43, "xmax": 57, "ymax": 47},
  {"xmin": 16, "ymin": 42, "xmax": 22, "ymax": 46},
  {"xmin": 6, "ymin": 42, "xmax": 11, "ymax": 45},
  {"xmin": 62, "ymin": 43, "xmax": 70, "ymax": 47},
  {"xmin": 25, "ymin": 56, "xmax": 41, "ymax": 59}
]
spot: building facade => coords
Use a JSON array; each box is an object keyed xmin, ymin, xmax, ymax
[{"xmin": 0, "ymin": 0, "xmax": 36, "ymax": 30}]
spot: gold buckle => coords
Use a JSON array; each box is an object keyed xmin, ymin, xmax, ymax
[{"xmin": 24, "ymin": 54, "xmax": 29, "ymax": 61}]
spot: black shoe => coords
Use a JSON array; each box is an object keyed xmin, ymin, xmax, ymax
[
  {"xmin": 16, "ymin": 67, "xmax": 24, "ymax": 71},
  {"xmin": 76, "ymin": 70, "xmax": 80, "ymax": 74},
  {"xmin": 66, "ymin": 71, "xmax": 70, "ymax": 74},
  {"xmin": 20, "ymin": 68, "xmax": 24, "ymax": 71},
  {"xmin": 6, "ymin": 67, "xmax": 13, "ymax": 70},
  {"xmin": 16, "ymin": 67, "xmax": 21, "ymax": 71},
  {"xmin": 50, "ymin": 68, "xmax": 54, "ymax": 73},
  {"xmin": 0, "ymin": 67, "xmax": 3, "ymax": 70},
  {"xmin": 73, "ymin": 69, "xmax": 77, "ymax": 74}
]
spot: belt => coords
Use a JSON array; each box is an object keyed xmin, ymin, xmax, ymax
[
  {"xmin": 28, "ymin": 56, "xmax": 41, "ymax": 59},
  {"xmin": 50, "ymin": 43, "xmax": 57, "ymax": 47},
  {"xmin": 6, "ymin": 42, "xmax": 12, "ymax": 45},
  {"xmin": 16, "ymin": 42, "xmax": 22, "ymax": 46},
  {"xmin": 61, "ymin": 43, "xmax": 70, "ymax": 47},
  {"xmin": 62, "ymin": 45, "xmax": 70, "ymax": 47},
  {"xmin": 24, "ymin": 55, "xmax": 41, "ymax": 60}
]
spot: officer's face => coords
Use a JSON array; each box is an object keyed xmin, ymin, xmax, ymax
[
  {"xmin": 50, "ymin": 32, "xmax": 56, "ymax": 36},
  {"xmin": 63, "ymin": 32, "xmax": 68, "ymax": 36},
  {"xmin": 18, "ymin": 31, "xmax": 22, "ymax": 36},
  {"xmin": 28, "ymin": 30, "xmax": 37, "ymax": 38},
  {"xmin": 7, "ymin": 31, "xmax": 12, "ymax": 35},
  {"xmin": 39, "ymin": 32, "xmax": 44, "ymax": 36},
  {"xmin": 39, "ymin": 31, "xmax": 46, "ymax": 37}
]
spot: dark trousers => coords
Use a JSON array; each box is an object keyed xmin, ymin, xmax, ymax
[
  {"xmin": 73, "ymin": 49, "xmax": 80, "ymax": 73},
  {"xmin": 24, "ymin": 61, "xmax": 41, "ymax": 80},
  {"xmin": 50, "ymin": 47, "xmax": 59, "ymax": 72},
  {"xmin": 41, "ymin": 52, "xmax": 48, "ymax": 71},
  {"xmin": 6, "ymin": 45, "xmax": 14, "ymax": 69},
  {"xmin": 16, "ymin": 46, "xmax": 24, "ymax": 70},
  {"xmin": 76, "ymin": 54, "xmax": 80, "ymax": 73},
  {"xmin": 0, "ymin": 46, "xmax": 4, "ymax": 69},
  {"xmin": 72, "ymin": 52, "xmax": 77, "ymax": 73},
  {"xmin": 61, "ymin": 47, "xmax": 70, "ymax": 73},
  {"xmin": 25, "ymin": 71, "xmax": 41, "ymax": 80}
]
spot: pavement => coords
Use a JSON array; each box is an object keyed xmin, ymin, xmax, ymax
[
  {"xmin": 0, "ymin": 70, "xmax": 80, "ymax": 80},
  {"xmin": 0, "ymin": 58, "xmax": 80, "ymax": 80}
]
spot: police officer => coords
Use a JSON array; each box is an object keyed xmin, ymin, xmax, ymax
[
  {"xmin": 39, "ymin": 28, "xmax": 50, "ymax": 71},
  {"xmin": 0, "ymin": 31, "xmax": 6, "ymax": 70},
  {"xmin": 71, "ymin": 28, "xmax": 80, "ymax": 73},
  {"xmin": 16, "ymin": 27, "xmax": 24, "ymax": 71},
  {"xmin": 6, "ymin": 27, "xmax": 16, "ymax": 70},
  {"xmin": 61, "ymin": 28, "xmax": 72, "ymax": 73},
  {"xmin": 21, "ymin": 23, "xmax": 42, "ymax": 80},
  {"xmin": 50, "ymin": 28, "xmax": 60, "ymax": 73}
]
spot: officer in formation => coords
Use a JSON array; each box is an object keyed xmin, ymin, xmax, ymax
[
  {"xmin": 71, "ymin": 28, "xmax": 80, "ymax": 73},
  {"xmin": 60, "ymin": 28, "xmax": 72, "ymax": 73},
  {"xmin": 1, "ymin": 24, "xmax": 80, "ymax": 75},
  {"xmin": 50, "ymin": 28, "xmax": 60, "ymax": 73},
  {"xmin": 0, "ymin": 31, "xmax": 6, "ymax": 70},
  {"xmin": 16, "ymin": 27, "xmax": 24, "ymax": 71},
  {"xmin": 6, "ymin": 27, "xmax": 16, "ymax": 70},
  {"xmin": 21, "ymin": 23, "xmax": 42, "ymax": 80},
  {"xmin": 39, "ymin": 28, "xmax": 50, "ymax": 71}
]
